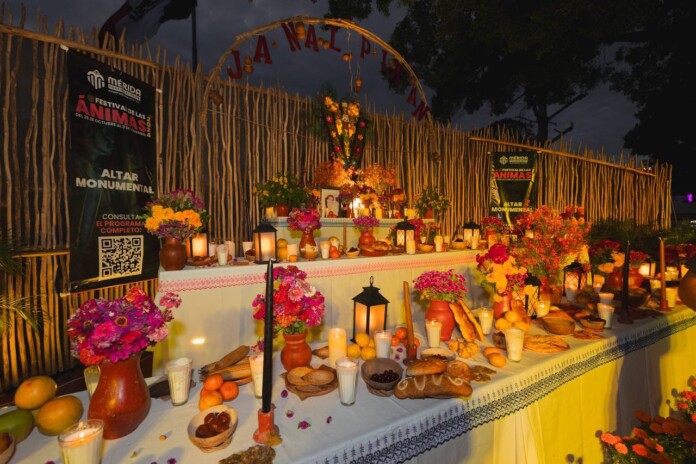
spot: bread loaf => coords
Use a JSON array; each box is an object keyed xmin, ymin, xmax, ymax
[
  {"xmin": 449, "ymin": 301, "xmax": 483, "ymax": 342},
  {"xmin": 394, "ymin": 374, "xmax": 473, "ymax": 399},
  {"xmin": 405, "ymin": 357, "xmax": 447, "ymax": 376}
]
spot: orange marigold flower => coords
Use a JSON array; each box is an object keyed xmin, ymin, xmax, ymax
[
  {"xmin": 649, "ymin": 422, "xmax": 663, "ymax": 434},
  {"xmin": 601, "ymin": 432, "xmax": 622, "ymax": 445},
  {"xmin": 662, "ymin": 419, "xmax": 682, "ymax": 436},
  {"xmin": 635, "ymin": 410, "xmax": 652, "ymax": 423},
  {"xmin": 614, "ymin": 442, "xmax": 629, "ymax": 455},
  {"xmin": 633, "ymin": 443, "xmax": 650, "ymax": 457},
  {"xmin": 633, "ymin": 427, "xmax": 649, "ymax": 439},
  {"xmin": 643, "ymin": 437, "xmax": 658, "ymax": 450}
]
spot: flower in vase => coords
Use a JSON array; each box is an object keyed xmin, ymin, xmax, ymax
[
  {"xmin": 287, "ymin": 208, "xmax": 322, "ymax": 232},
  {"xmin": 251, "ymin": 265, "xmax": 325, "ymax": 335},
  {"xmin": 352, "ymin": 215, "xmax": 380, "ymax": 232},
  {"xmin": 413, "ymin": 269, "xmax": 467, "ymax": 303},
  {"xmin": 588, "ymin": 239, "xmax": 622, "ymax": 276},
  {"xmin": 475, "ymin": 244, "xmax": 528, "ymax": 299},
  {"xmin": 67, "ymin": 286, "xmax": 180, "ymax": 366},
  {"xmin": 140, "ymin": 189, "xmax": 209, "ymax": 241}
]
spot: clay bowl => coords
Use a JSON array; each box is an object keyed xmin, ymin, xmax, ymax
[
  {"xmin": 361, "ymin": 358, "xmax": 403, "ymax": 391},
  {"xmin": 345, "ymin": 248, "xmax": 360, "ymax": 258},
  {"xmin": 579, "ymin": 316, "xmax": 606, "ymax": 331},
  {"xmin": 416, "ymin": 243, "xmax": 434, "ymax": 253},
  {"xmin": 449, "ymin": 240, "xmax": 466, "ymax": 250},
  {"xmin": 188, "ymin": 405, "xmax": 238, "ymax": 452},
  {"xmin": 540, "ymin": 317, "xmax": 576, "ymax": 335}
]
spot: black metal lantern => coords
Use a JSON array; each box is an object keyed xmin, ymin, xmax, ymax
[
  {"xmin": 563, "ymin": 261, "xmax": 587, "ymax": 294},
  {"xmin": 462, "ymin": 220, "xmax": 481, "ymax": 242},
  {"xmin": 524, "ymin": 274, "xmax": 541, "ymax": 317},
  {"xmin": 252, "ymin": 221, "xmax": 277, "ymax": 264},
  {"xmin": 395, "ymin": 217, "xmax": 416, "ymax": 247},
  {"xmin": 352, "ymin": 276, "xmax": 389, "ymax": 341}
]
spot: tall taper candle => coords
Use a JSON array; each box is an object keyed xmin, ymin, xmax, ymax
[
  {"xmin": 659, "ymin": 237, "xmax": 669, "ymax": 311},
  {"xmin": 262, "ymin": 260, "xmax": 274, "ymax": 413},
  {"xmin": 620, "ymin": 241, "xmax": 630, "ymax": 312}
]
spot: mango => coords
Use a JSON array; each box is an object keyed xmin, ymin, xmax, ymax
[
  {"xmin": 35, "ymin": 395, "xmax": 84, "ymax": 436},
  {"xmin": 0, "ymin": 408, "xmax": 35, "ymax": 443},
  {"xmin": 13, "ymin": 375, "xmax": 57, "ymax": 410}
]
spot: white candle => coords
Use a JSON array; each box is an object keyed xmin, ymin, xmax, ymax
[
  {"xmin": 190, "ymin": 233, "xmax": 208, "ymax": 257},
  {"xmin": 425, "ymin": 319, "xmax": 442, "ymax": 347},
  {"xmin": 286, "ymin": 243, "xmax": 299, "ymax": 260},
  {"xmin": 665, "ymin": 287, "xmax": 678, "ymax": 307},
  {"xmin": 249, "ymin": 352, "xmax": 264, "ymax": 398},
  {"xmin": 597, "ymin": 303, "xmax": 615, "ymax": 329},
  {"xmin": 320, "ymin": 241, "xmax": 331, "ymax": 259},
  {"xmin": 434, "ymin": 235, "xmax": 444, "ymax": 252},
  {"xmin": 406, "ymin": 239, "xmax": 416, "ymax": 255},
  {"xmin": 504, "ymin": 327, "xmax": 525, "ymax": 362},
  {"xmin": 477, "ymin": 308, "xmax": 494, "ymax": 334},
  {"xmin": 328, "ymin": 327, "xmax": 347, "ymax": 368},
  {"xmin": 599, "ymin": 292, "xmax": 614, "ymax": 305},
  {"xmin": 260, "ymin": 237, "xmax": 272, "ymax": 261},
  {"xmin": 58, "ymin": 420, "xmax": 104, "ymax": 464},
  {"xmin": 638, "ymin": 263, "xmax": 651, "ymax": 278},
  {"xmin": 165, "ymin": 357, "xmax": 193, "ymax": 406},
  {"xmin": 565, "ymin": 284, "xmax": 577, "ymax": 303},
  {"xmin": 469, "ymin": 235, "xmax": 479, "ymax": 250},
  {"xmin": 208, "ymin": 242, "xmax": 217, "ymax": 257},
  {"xmin": 593, "ymin": 281, "xmax": 604, "ymax": 294},
  {"xmin": 375, "ymin": 330, "xmax": 392, "ymax": 358}
]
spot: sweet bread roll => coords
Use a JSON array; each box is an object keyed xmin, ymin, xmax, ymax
[
  {"xmin": 405, "ymin": 357, "xmax": 447, "ymax": 376},
  {"xmin": 373, "ymin": 241, "xmax": 389, "ymax": 251},
  {"xmin": 444, "ymin": 360, "xmax": 471, "ymax": 381},
  {"xmin": 394, "ymin": 374, "xmax": 473, "ymax": 399}
]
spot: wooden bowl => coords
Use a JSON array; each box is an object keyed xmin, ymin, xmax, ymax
[
  {"xmin": 449, "ymin": 240, "xmax": 466, "ymax": 250},
  {"xmin": 540, "ymin": 317, "xmax": 576, "ymax": 335},
  {"xmin": 345, "ymin": 248, "xmax": 360, "ymax": 258},
  {"xmin": 579, "ymin": 316, "xmax": 606, "ymax": 331},
  {"xmin": 417, "ymin": 243, "xmax": 434, "ymax": 253},
  {"xmin": 187, "ymin": 405, "xmax": 237, "ymax": 452},
  {"xmin": 361, "ymin": 358, "xmax": 403, "ymax": 391}
]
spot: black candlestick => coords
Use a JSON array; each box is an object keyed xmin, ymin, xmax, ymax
[
  {"xmin": 621, "ymin": 241, "xmax": 630, "ymax": 312},
  {"xmin": 262, "ymin": 260, "xmax": 274, "ymax": 413}
]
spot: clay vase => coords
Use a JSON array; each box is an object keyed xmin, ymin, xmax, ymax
[
  {"xmin": 88, "ymin": 352, "xmax": 151, "ymax": 440},
  {"xmin": 280, "ymin": 331, "xmax": 312, "ymax": 371},
  {"xmin": 159, "ymin": 237, "xmax": 187, "ymax": 271},
  {"xmin": 358, "ymin": 229, "xmax": 376, "ymax": 248},
  {"xmin": 275, "ymin": 204, "xmax": 290, "ymax": 217},
  {"xmin": 299, "ymin": 228, "xmax": 318, "ymax": 260},
  {"xmin": 424, "ymin": 300, "xmax": 455, "ymax": 341},
  {"xmin": 492, "ymin": 293, "xmax": 513, "ymax": 319}
]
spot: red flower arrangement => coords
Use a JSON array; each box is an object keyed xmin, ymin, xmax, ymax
[
  {"xmin": 589, "ymin": 239, "xmax": 622, "ymax": 276},
  {"xmin": 511, "ymin": 204, "xmax": 591, "ymax": 286},
  {"xmin": 475, "ymin": 244, "xmax": 528, "ymax": 298},
  {"xmin": 287, "ymin": 208, "xmax": 322, "ymax": 232},
  {"xmin": 665, "ymin": 244, "xmax": 696, "ymax": 267},
  {"xmin": 353, "ymin": 215, "xmax": 380, "ymax": 232},
  {"xmin": 251, "ymin": 265, "xmax": 325, "ymax": 335}
]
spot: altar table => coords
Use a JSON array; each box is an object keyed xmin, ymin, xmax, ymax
[
  {"xmin": 9, "ymin": 305, "xmax": 696, "ymax": 464},
  {"xmin": 152, "ymin": 250, "xmax": 490, "ymax": 374}
]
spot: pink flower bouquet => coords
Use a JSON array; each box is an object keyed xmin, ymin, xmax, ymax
[
  {"xmin": 413, "ymin": 269, "xmax": 467, "ymax": 303},
  {"xmin": 288, "ymin": 208, "xmax": 322, "ymax": 232}
]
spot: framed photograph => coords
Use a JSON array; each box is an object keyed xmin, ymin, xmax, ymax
[{"xmin": 321, "ymin": 188, "xmax": 340, "ymax": 218}]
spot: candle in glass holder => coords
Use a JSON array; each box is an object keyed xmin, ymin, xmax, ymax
[
  {"xmin": 328, "ymin": 328, "xmax": 347, "ymax": 368},
  {"xmin": 286, "ymin": 243, "xmax": 299, "ymax": 260},
  {"xmin": 434, "ymin": 235, "xmax": 444, "ymax": 252},
  {"xmin": 58, "ymin": 420, "xmax": 104, "ymax": 464},
  {"xmin": 565, "ymin": 284, "xmax": 578, "ymax": 303},
  {"xmin": 374, "ymin": 330, "xmax": 392, "ymax": 358},
  {"xmin": 425, "ymin": 319, "xmax": 442, "ymax": 347},
  {"xmin": 477, "ymin": 308, "xmax": 494, "ymax": 334},
  {"xmin": 406, "ymin": 239, "xmax": 416, "ymax": 255},
  {"xmin": 216, "ymin": 244, "xmax": 228, "ymax": 265}
]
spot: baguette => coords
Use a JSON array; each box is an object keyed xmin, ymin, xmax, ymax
[
  {"xmin": 449, "ymin": 302, "xmax": 476, "ymax": 342},
  {"xmin": 201, "ymin": 356, "xmax": 251, "ymax": 381},
  {"xmin": 199, "ymin": 345, "xmax": 249, "ymax": 376},
  {"xmin": 405, "ymin": 357, "xmax": 447, "ymax": 376},
  {"xmin": 459, "ymin": 299, "xmax": 484, "ymax": 341},
  {"xmin": 394, "ymin": 374, "xmax": 473, "ymax": 399}
]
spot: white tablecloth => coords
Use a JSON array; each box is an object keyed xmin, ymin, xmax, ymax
[{"xmin": 10, "ymin": 305, "xmax": 696, "ymax": 464}]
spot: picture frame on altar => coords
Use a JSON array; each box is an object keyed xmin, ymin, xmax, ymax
[{"xmin": 321, "ymin": 188, "xmax": 340, "ymax": 218}]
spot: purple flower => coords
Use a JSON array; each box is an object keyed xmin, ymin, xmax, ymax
[
  {"xmin": 326, "ymin": 416, "xmax": 332, "ymax": 424},
  {"xmin": 281, "ymin": 390, "xmax": 288, "ymax": 398},
  {"xmin": 298, "ymin": 420, "xmax": 311, "ymax": 430},
  {"xmin": 286, "ymin": 410, "xmax": 294, "ymax": 418}
]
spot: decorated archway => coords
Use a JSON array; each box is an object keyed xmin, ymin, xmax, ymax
[{"xmin": 201, "ymin": 15, "xmax": 432, "ymax": 128}]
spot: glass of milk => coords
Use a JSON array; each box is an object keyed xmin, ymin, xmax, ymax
[{"xmin": 335, "ymin": 356, "xmax": 358, "ymax": 406}]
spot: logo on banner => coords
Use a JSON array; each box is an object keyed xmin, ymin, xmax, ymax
[{"xmin": 87, "ymin": 70, "xmax": 105, "ymax": 89}]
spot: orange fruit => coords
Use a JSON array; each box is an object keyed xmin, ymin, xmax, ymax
[
  {"xmin": 329, "ymin": 249, "xmax": 341, "ymax": 259},
  {"xmin": 391, "ymin": 335, "xmax": 401, "ymax": 347},
  {"xmin": 203, "ymin": 373, "xmax": 224, "ymax": 392},
  {"xmin": 395, "ymin": 327, "xmax": 408, "ymax": 340},
  {"xmin": 200, "ymin": 387, "xmax": 211, "ymax": 398},
  {"xmin": 288, "ymin": 255, "xmax": 298, "ymax": 262},
  {"xmin": 219, "ymin": 381, "xmax": 239, "ymax": 402},
  {"xmin": 413, "ymin": 338, "xmax": 421, "ymax": 347},
  {"xmin": 198, "ymin": 391, "xmax": 223, "ymax": 411},
  {"xmin": 329, "ymin": 245, "xmax": 338, "ymax": 253}
]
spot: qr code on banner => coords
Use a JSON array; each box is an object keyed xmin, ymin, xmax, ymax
[{"xmin": 98, "ymin": 235, "xmax": 143, "ymax": 279}]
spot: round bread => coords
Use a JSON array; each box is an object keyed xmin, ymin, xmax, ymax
[
  {"xmin": 482, "ymin": 346, "xmax": 503, "ymax": 357},
  {"xmin": 487, "ymin": 352, "xmax": 507, "ymax": 368},
  {"xmin": 444, "ymin": 360, "xmax": 471, "ymax": 381},
  {"xmin": 373, "ymin": 241, "xmax": 389, "ymax": 251}
]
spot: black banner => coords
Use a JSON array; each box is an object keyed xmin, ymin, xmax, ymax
[
  {"xmin": 489, "ymin": 151, "xmax": 538, "ymax": 226},
  {"xmin": 67, "ymin": 51, "xmax": 159, "ymax": 292}
]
